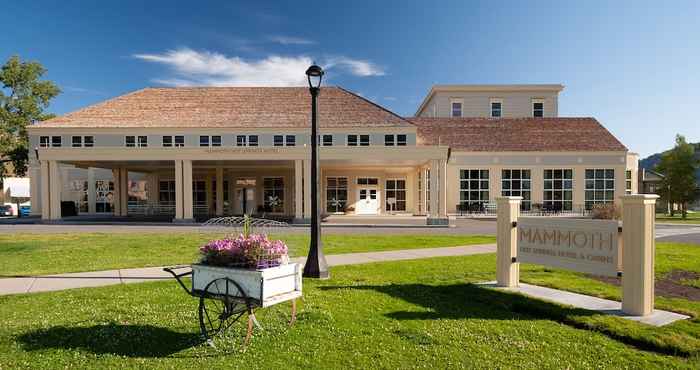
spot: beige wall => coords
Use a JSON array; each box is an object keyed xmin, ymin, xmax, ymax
[{"xmin": 418, "ymin": 90, "xmax": 559, "ymax": 118}]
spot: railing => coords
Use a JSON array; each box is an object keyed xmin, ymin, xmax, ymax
[{"xmin": 455, "ymin": 202, "xmax": 591, "ymax": 217}]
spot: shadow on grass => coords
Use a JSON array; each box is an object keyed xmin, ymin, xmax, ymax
[
  {"xmin": 321, "ymin": 283, "xmax": 693, "ymax": 357},
  {"xmin": 17, "ymin": 323, "xmax": 202, "ymax": 358}
]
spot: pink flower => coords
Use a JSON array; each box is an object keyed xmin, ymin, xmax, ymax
[{"xmin": 199, "ymin": 233, "xmax": 289, "ymax": 269}]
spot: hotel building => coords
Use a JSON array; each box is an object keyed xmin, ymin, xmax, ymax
[{"xmin": 26, "ymin": 84, "xmax": 638, "ymax": 223}]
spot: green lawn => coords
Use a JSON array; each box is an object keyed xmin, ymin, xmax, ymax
[
  {"xmin": 0, "ymin": 233, "xmax": 495, "ymax": 276},
  {"xmin": 657, "ymin": 212, "xmax": 700, "ymax": 224},
  {"xmin": 1, "ymin": 249, "xmax": 699, "ymax": 369}
]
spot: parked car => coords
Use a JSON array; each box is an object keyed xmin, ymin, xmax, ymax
[
  {"xmin": 0, "ymin": 205, "xmax": 13, "ymax": 217},
  {"xmin": 20, "ymin": 205, "xmax": 31, "ymax": 217}
]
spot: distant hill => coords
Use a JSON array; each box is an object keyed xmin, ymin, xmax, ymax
[{"xmin": 639, "ymin": 142, "xmax": 700, "ymax": 182}]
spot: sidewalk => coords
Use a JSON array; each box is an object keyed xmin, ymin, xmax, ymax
[{"xmin": 0, "ymin": 244, "xmax": 496, "ymax": 296}]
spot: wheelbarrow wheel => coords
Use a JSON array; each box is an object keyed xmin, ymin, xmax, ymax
[{"xmin": 198, "ymin": 277, "xmax": 251, "ymax": 342}]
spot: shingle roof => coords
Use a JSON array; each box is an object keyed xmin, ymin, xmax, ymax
[
  {"xmin": 36, "ymin": 86, "xmax": 413, "ymax": 128},
  {"xmin": 410, "ymin": 117, "xmax": 627, "ymax": 152}
]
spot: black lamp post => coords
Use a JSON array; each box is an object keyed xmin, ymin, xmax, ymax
[{"xmin": 302, "ymin": 64, "xmax": 329, "ymax": 279}]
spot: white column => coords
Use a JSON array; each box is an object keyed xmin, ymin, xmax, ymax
[
  {"xmin": 87, "ymin": 168, "xmax": 96, "ymax": 214},
  {"xmin": 48, "ymin": 161, "xmax": 62, "ymax": 220},
  {"xmin": 40, "ymin": 161, "xmax": 50, "ymax": 220},
  {"xmin": 29, "ymin": 166, "xmax": 41, "ymax": 216},
  {"xmin": 294, "ymin": 160, "xmax": 303, "ymax": 220},
  {"xmin": 174, "ymin": 160, "xmax": 184, "ymax": 220},
  {"xmin": 428, "ymin": 160, "xmax": 439, "ymax": 218},
  {"xmin": 496, "ymin": 196, "xmax": 521, "ymax": 287},
  {"xmin": 119, "ymin": 168, "xmax": 128, "ymax": 216},
  {"xmin": 621, "ymin": 194, "xmax": 659, "ymax": 316},
  {"xmin": 303, "ymin": 159, "xmax": 311, "ymax": 219},
  {"xmin": 215, "ymin": 167, "xmax": 224, "ymax": 216},
  {"xmin": 439, "ymin": 159, "xmax": 448, "ymax": 218},
  {"xmin": 112, "ymin": 168, "xmax": 121, "ymax": 216},
  {"xmin": 183, "ymin": 160, "xmax": 194, "ymax": 220}
]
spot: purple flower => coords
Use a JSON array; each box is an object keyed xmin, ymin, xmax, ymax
[{"xmin": 199, "ymin": 233, "xmax": 289, "ymax": 269}]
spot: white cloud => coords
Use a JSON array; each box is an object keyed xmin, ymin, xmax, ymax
[
  {"xmin": 268, "ymin": 35, "xmax": 316, "ymax": 45},
  {"xmin": 133, "ymin": 48, "xmax": 385, "ymax": 86}
]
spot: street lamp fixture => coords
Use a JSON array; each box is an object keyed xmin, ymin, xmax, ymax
[{"xmin": 302, "ymin": 64, "xmax": 329, "ymax": 279}]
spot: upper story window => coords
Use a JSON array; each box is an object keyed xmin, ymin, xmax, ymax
[
  {"xmin": 490, "ymin": 99, "xmax": 503, "ymax": 118},
  {"xmin": 451, "ymin": 100, "xmax": 463, "ymax": 117},
  {"xmin": 274, "ymin": 135, "xmax": 296, "ymax": 147},
  {"xmin": 236, "ymin": 135, "xmax": 258, "ymax": 147},
  {"xmin": 125, "ymin": 135, "xmax": 148, "ymax": 148},
  {"xmin": 348, "ymin": 134, "xmax": 370, "ymax": 146},
  {"xmin": 40, "ymin": 136, "xmax": 62, "ymax": 147},
  {"xmin": 347, "ymin": 135, "xmax": 358, "ymax": 146},
  {"xmin": 199, "ymin": 135, "xmax": 222, "ymax": 147},
  {"xmin": 322, "ymin": 134, "xmax": 333, "ymax": 146},
  {"xmin": 384, "ymin": 134, "xmax": 407, "ymax": 146},
  {"xmin": 162, "ymin": 135, "xmax": 184, "ymax": 147},
  {"xmin": 532, "ymin": 99, "xmax": 544, "ymax": 117},
  {"xmin": 71, "ymin": 136, "xmax": 94, "ymax": 148}
]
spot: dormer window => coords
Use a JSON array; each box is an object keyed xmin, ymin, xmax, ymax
[
  {"xmin": 532, "ymin": 99, "xmax": 544, "ymax": 117},
  {"xmin": 490, "ymin": 99, "xmax": 503, "ymax": 118},
  {"xmin": 451, "ymin": 100, "xmax": 463, "ymax": 117}
]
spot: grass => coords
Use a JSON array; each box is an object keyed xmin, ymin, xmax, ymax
[
  {"xmin": 657, "ymin": 212, "xmax": 700, "ymax": 224},
  {"xmin": 0, "ymin": 233, "xmax": 495, "ymax": 276},
  {"xmin": 1, "ymin": 250, "xmax": 698, "ymax": 369}
]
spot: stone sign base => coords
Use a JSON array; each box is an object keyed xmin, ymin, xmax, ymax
[{"xmin": 477, "ymin": 281, "xmax": 689, "ymax": 327}]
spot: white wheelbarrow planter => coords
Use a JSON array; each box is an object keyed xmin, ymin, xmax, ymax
[{"xmin": 191, "ymin": 262, "xmax": 302, "ymax": 308}]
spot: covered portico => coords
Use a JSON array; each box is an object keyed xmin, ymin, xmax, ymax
[{"xmin": 34, "ymin": 145, "xmax": 450, "ymax": 224}]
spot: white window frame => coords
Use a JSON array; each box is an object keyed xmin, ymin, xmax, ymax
[
  {"xmin": 39, "ymin": 136, "xmax": 50, "ymax": 148},
  {"xmin": 532, "ymin": 98, "xmax": 545, "ymax": 117},
  {"xmin": 125, "ymin": 136, "xmax": 136, "ymax": 148},
  {"xmin": 585, "ymin": 169, "xmax": 615, "ymax": 210},
  {"xmin": 501, "ymin": 169, "xmax": 531, "ymax": 210},
  {"xmin": 285, "ymin": 135, "xmax": 296, "ymax": 146},
  {"xmin": 273, "ymin": 135, "xmax": 285, "ymax": 147},
  {"xmin": 321, "ymin": 134, "xmax": 333, "ymax": 146},
  {"xmin": 262, "ymin": 176, "xmax": 285, "ymax": 213},
  {"xmin": 385, "ymin": 178, "xmax": 407, "ymax": 212},
  {"xmin": 248, "ymin": 135, "xmax": 258, "ymax": 147},
  {"xmin": 83, "ymin": 136, "xmax": 94, "ymax": 147},
  {"xmin": 384, "ymin": 134, "xmax": 395, "ymax": 146},
  {"xmin": 174, "ymin": 135, "xmax": 185, "ymax": 147},
  {"xmin": 137, "ymin": 136, "xmax": 148, "ymax": 147},
  {"xmin": 450, "ymin": 99, "xmax": 463, "ymax": 118},
  {"xmin": 71, "ymin": 136, "xmax": 83, "ymax": 147},
  {"xmin": 162, "ymin": 135, "xmax": 173, "ymax": 147},
  {"xmin": 346, "ymin": 134, "xmax": 358, "ymax": 146},
  {"xmin": 236, "ymin": 135, "xmax": 247, "ymax": 146},
  {"xmin": 359, "ymin": 134, "xmax": 370, "ymax": 146},
  {"xmin": 326, "ymin": 176, "xmax": 348, "ymax": 213},
  {"xmin": 490, "ymin": 98, "xmax": 503, "ymax": 118},
  {"xmin": 199, "ymin": 135, "xmax": 210, "ymax": 147},
  {"xmin": 51, "ymin": 136, "xmax": 62, "ymax": 147}
]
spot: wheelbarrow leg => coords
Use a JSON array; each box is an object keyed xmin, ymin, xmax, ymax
[
  {"xmin": 289, "ymin": 299, "xmax": 297, "ymax": 326},
  {"xmin": 244, "ymin": 308, "xmax": 254, "ymax": 346}
]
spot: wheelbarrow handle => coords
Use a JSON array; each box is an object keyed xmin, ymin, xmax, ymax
[{"xmin": 163, "ymin": 266, "xmax": 194, "ymax": 296}]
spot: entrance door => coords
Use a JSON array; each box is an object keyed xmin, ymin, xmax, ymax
[
  {"xmin": 235, "ymin": 188, "xmax": 256, "ymax": 215},
  {"xmin": 356, "ymin": 188, "xmax": 379, "ymax": 215}
]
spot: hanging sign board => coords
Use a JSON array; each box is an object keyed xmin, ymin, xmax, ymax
[{"xmin": 517, "ymin": 217, "xmax": 620, "ymax": 277}]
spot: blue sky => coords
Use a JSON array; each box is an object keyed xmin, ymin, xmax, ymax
[{"xmin": 2, "ymin": 1, "xmax": 698, "ymax": 157}]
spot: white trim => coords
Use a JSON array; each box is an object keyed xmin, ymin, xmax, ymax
[
  {"xmin": 449, "ymin": 98, "xmax": 463, "ymax": 118},
  {"xmin": 532, "ymin": 98, "xmax": 545, "ymax": 117},
  {"xmin": 490, "ymin": 98, "xmax": 503, "ymax": 118}
]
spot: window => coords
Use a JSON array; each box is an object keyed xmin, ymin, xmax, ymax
[
  {"xmin": 490, "ymin": 99, "xmax": 503, "ymax": 118},
  {"xmin": 397, "ymin": 134, "xmax": 407, "ymax": 146},
  {"xmin": 322, "ymin": 134, "xmax": 333, "ymax": 146},
  {"xmin": 451, "ymin": 101, "xmax": 463, "ymax": 117},
  {"xmin": 162, "ymin": 136, "xmax": 173, "ymax": 147},
  {"xmin": 236, "ymin": 135, "xmax": 247, "ymax": 146},
  {"xmin": 40, "ymin": 136, "xmax": 50, "ymax": 147},
  {"xmin": 71, "ymin": 136, "xmax": 92, "ymax": 147},
  {"xmin": 501, "ymin": 169, "xmax": 531, "ymax": 210},
  {"xmin": 159, "ymin": 180, "xmax": 176, "ymax": 205},
  {"xmin": 83, "ymin": 136, "xmax": 94, "ymax": 147},
  {"xmin": 347, "ymin": 134, "xmax": 358, "ymax": 146},
  {"xmin": 286, "ymin": 135, "xmax": 295, "ymax": 146},
  {"xmin": 385, "ymin": 179, "xmax": 407, "ymax": 212},
  {"xmin": 125, "ymin": 136, "xmax": 136, "ymax": 147},
  {"xmin": 51, "ymin": 136, "xmax": 62, "ymax": 147},
  {"xmin": 138, "ymin": 136, "xmax": 148, "ymax": 147},
  {"xmin": 425, "ymin": 169, "xmax": 431, "ymax": 213},
  {"xmin": 357, "ymin": 177, "xmax": 379, "ymax": 185},
  {"xmin": 263, "ymin": 177, "xmax": 284, "ymax": 213},
  {"xmin": 459, "ymin": 170, "xmax": 490, "ymax": 211},
  {"xmin": 326, "ymin": 177, "xmax": 348, "ymax": 213},
  {"xmin": 212, "ymin": 135, "xmax": 221, "ymax": 147},
  {"xmin": 274, "ymin": 135, "xmax": 284, "ymax": 146},
  {"xmin": 626, "ymin": 170, "xmax": 633, "ymax": 194},
  {"xmin": 585, "ymin": 169, "xmax": 615, "ymax": 209},
  {"xmin": 174, "ymin": 135, "xmax": 184, "ymax": 147},
  {"xmin": 211, "ymin": 180, "xmax": 230, "ymax": 205},
  {"xmin": 126, "ymin": 136, "xmax": 147, "ymax": 147},
  {"xmin": 199, "ymin": 136, "xmax": 209, "ymax": 147},
  {"xmin": 385, "ymin": 134, "xmax": 395, "ymax": 146},
  {"xmin": 544, "ymin": 169, "xmax": 573, "ymax": 211},
  {"xmin": 72, "ymin": 136, "xmax": 82, "ymax": 147},
  {"xmin": 359, "ymin": 134, "xmax": 370, "ymax": 146},
  {"xmin": 533, "ymin": 99, "xmax": 544, "ymax": 117},
  {"xmin": 248, "ymin": 135, "xmax": 258, "ymax": 146}
]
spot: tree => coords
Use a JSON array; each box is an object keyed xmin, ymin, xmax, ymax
[
  {"xmin": 656, "ymin": 134, "xmax": 699, "ymax": 218},
  {"xmin": 0, "ymin": 55, "xmax": 60, "ymax": 179}
]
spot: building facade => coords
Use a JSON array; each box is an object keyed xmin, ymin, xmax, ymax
[{"xmin": 26, "ymin": 85, "xmax": 638, "ymax": 223}]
